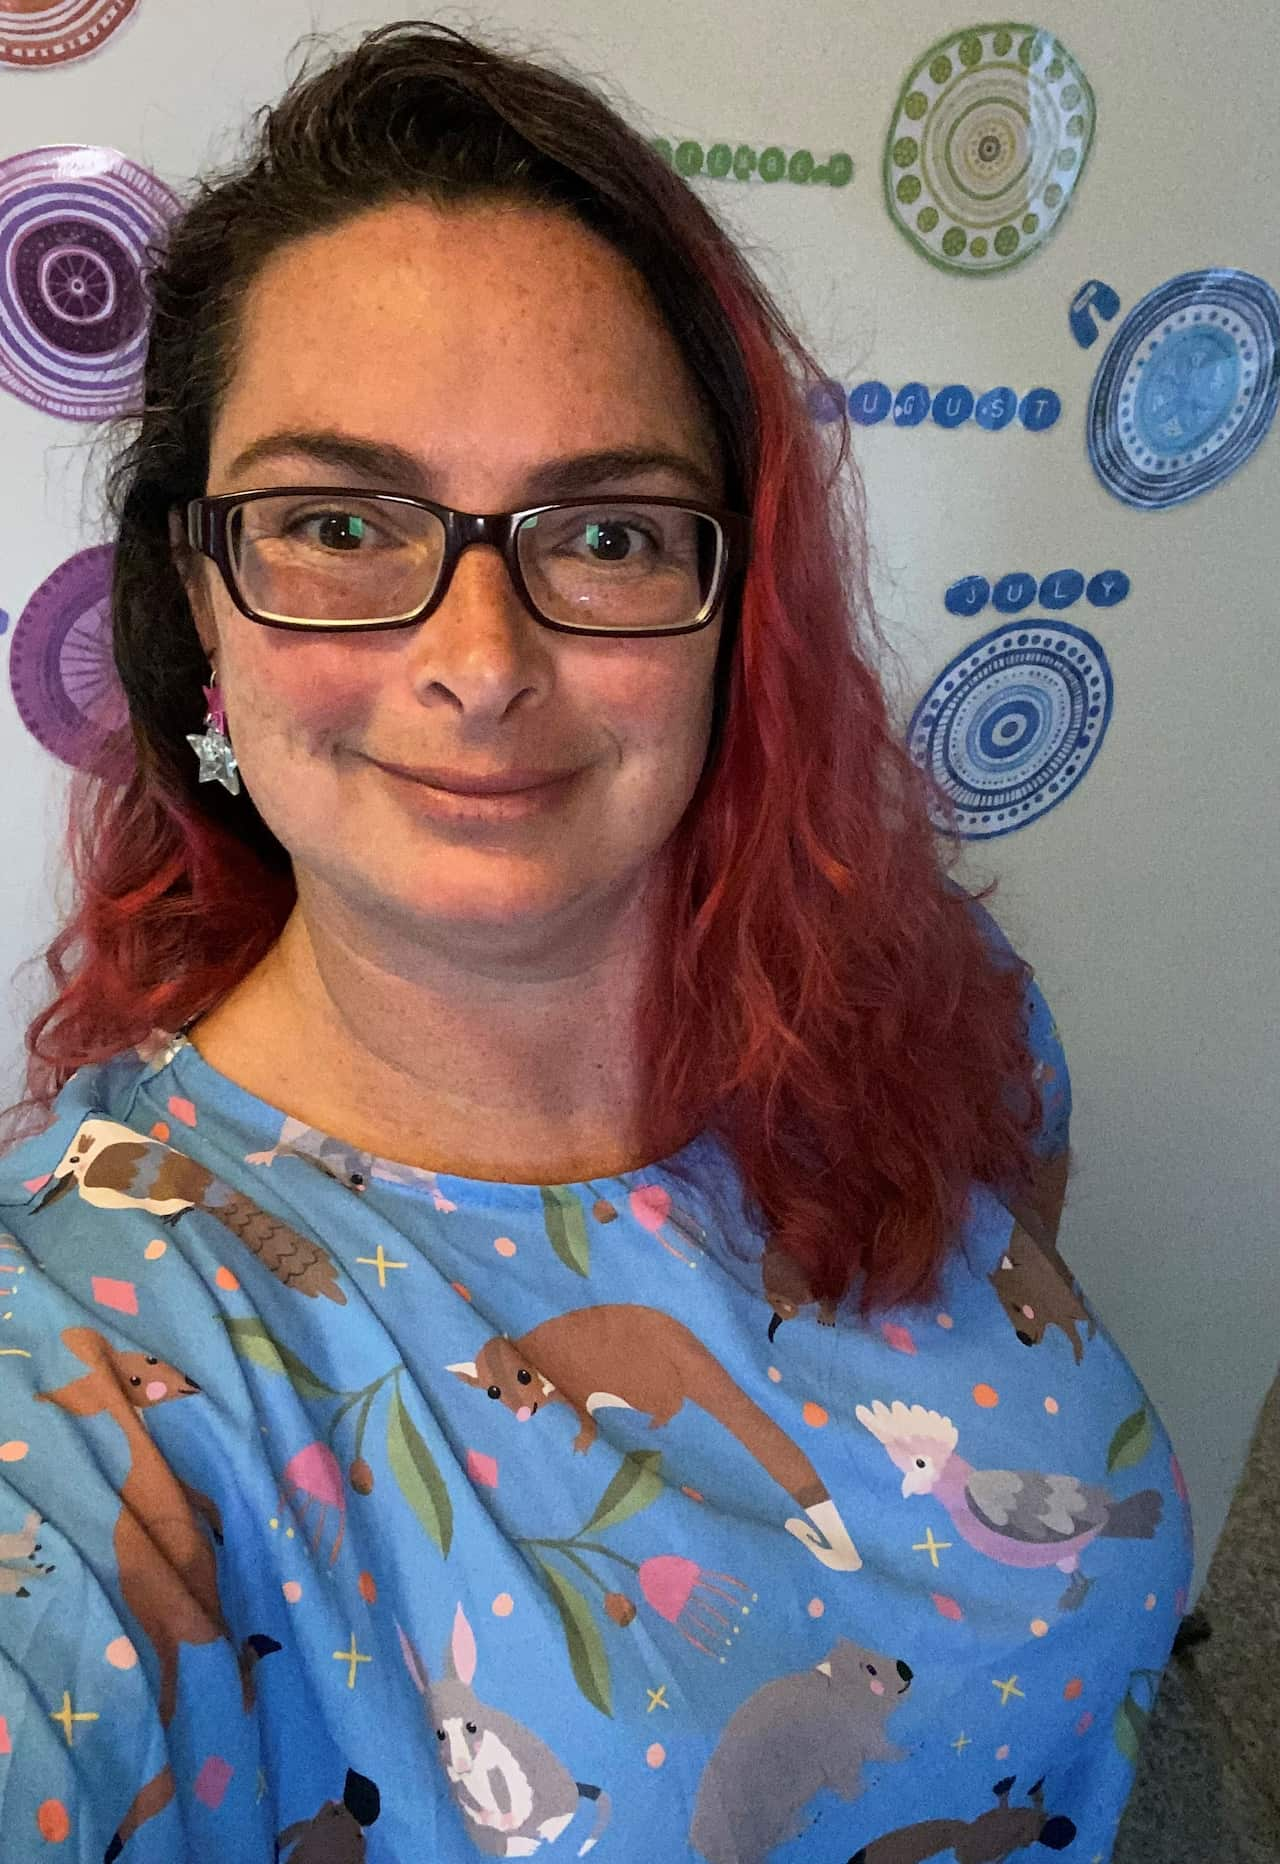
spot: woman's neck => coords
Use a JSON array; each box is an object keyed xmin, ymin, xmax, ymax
[{"xmin": 186, "ymin": 893, "xmax": 670, "ymax": 1184}]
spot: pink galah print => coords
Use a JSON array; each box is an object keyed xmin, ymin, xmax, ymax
[
  {"xmin": 637, "ymin": 1554, "xmax": 749, "ymax": 1656},
  {"xmin": 280, "ymin": 1440, "xmax": 346, "ymax": 1564}
]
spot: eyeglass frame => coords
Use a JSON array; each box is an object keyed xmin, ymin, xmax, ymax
[{"xmin": 182, "ymin": 487, "xmax": 751, "ymax": 639}]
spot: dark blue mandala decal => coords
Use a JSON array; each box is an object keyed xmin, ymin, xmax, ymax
[
  {"xmin": 1087, "ymin": 267, "xmax": 1279, "ymax": 509},
  {"xmin": 908, "ymin": 620, "xmax": 1113, "ymax": 839}
]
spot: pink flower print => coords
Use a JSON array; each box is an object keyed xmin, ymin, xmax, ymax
[
  {"xmin": 280, "ymin": 1441, "xmax": 346, "ymax": 1564},
  {"xmin": 628, "ymin": 1186, "xmax": 703, "ymax": 1266},
  {"xmin": 637, "ymin": 1554, "xmax": 749, "ymax": 1656}
]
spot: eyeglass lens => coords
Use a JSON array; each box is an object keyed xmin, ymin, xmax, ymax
[{"xmin": 227, "ymin": 494, "xmax": 723, "ymax": 630}]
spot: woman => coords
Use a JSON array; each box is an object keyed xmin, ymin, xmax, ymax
[{"xmin": 0, "ymin": 22, "xmax": 1190, "ymax": 1863}]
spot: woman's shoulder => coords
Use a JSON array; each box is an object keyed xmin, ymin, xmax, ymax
[{"xmin": 0, "ymin": 1040, "xmax": 169, "ymax": 1209}]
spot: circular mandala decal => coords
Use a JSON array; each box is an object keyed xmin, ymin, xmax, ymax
[
  {"xmin": 908, "ymin": 621, "xmax": 1113, "ymax": 840},
  {"xmin": 1087, "ymin": 267, "xmax": 1280, "ymax": 509},
  {"xmin": 0, "ymin": 145, "xmax": 179, "ymax": 421},
  {"xmin": 9, "ymin": 544, "xmax": 132, "ymax": 781},
  {"xmin": 885, "ymin": 23, "xmax": 1095, "ymax": 275},
  {"xmin": 0, "ymin": 0, "xmax": 139, "ymax": 69}
]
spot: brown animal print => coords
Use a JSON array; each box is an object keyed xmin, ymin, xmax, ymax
[
  {"xmin": 850, "ymin": 1773, "xmax": 1077, "ymax": 1862},
  {"xmin": 762, "ymin": 1244, "xmax": 839, "ymax": 1341},
  {"xmin": 448, "ymin": 1303, "xmax": 862, "ymax": 1571},
  {"xmin": 989, "ymin": 1223, "xmax": 1094, "ymax": 1364},
  {"xmin": 37, "ymin": 1327, "xmax": 280, "ymax": 1858}
]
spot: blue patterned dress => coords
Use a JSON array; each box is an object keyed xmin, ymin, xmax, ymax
[{"xmin": 0, "ymin": 957, "xmax": 1192, "ymax": 1863}]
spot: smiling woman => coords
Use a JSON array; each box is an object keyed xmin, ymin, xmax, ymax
[{"xmin": 0, "ymin": 18, "xmax": 1189, "ymax": 1864}]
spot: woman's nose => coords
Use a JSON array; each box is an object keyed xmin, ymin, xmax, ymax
[{"xmin": 405, "ymin": 543, "xmax": 550, "ymax": 714}]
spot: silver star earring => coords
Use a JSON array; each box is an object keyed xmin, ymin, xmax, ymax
[{"xmin": 186, "ymin": 668, "xmax": 241, "ymax": 795}]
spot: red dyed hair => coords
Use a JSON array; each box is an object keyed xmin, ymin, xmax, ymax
[{"xmin": 3, "ymin": 21, "xmax": 1043, "ymax": 1313}]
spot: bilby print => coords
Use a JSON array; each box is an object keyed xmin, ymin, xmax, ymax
[
  {"xmin": 689, "ymin": 1635, "xmax": 913, "ymax": 1864},
  {"xmin": 401, "ymin": 1603, "xmax": 611, "ymax": 1856},
  {"xmin": 448, "ymin": 1303, "xmax": 862, "ymax": 1571},
  {"xmin": 849, "ymin": 1774, "xmax": 1077, "ymax": 1863},
  {"xmin": 857, "ymin": 1398, "xmax": 1162, "ymax": 1610},
  {"xmin": 36, "ymin": 1326, "xmax": 281, "ymax": 1858},
  {"xmin": 32, "ymin": 1117, "xmax": 345, "ymax": 1301}
]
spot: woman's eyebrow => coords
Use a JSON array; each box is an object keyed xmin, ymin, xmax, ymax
[{"xmin": 219, "ymin": 430, "xmax": 720, "ymax": 502}]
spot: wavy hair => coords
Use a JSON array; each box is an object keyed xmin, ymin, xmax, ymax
[{"xmin": 4, "ymin": 19, "xmax": 1043, "ymax": 1313}]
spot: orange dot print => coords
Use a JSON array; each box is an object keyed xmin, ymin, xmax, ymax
[
  {"xmin": 801, "ymin": 1401, "xmax": 828, "ymax": 1428},
  {"xmin": 144, "ymin": 1238, "xmax": 167, "ymax": 1260},
  {"xmin": 680, "ymin": 1486, "xmax": 704, "ymax": 1503},
  {"xmin": 1144, "ymin": 1593, "xmax": 1157, "ymax": 1611},
  {"xmin": 37, "ymin": 1799, "xmax": 70, "ymax": 1842},
  {"xmin": 936, "ymin": 1312, "xmax": 954, "ymax": 1329},
  {"xmin": 1030, "ymin": 1619, "xmax": 1049, "ymax": 1638},
  {"xmin": 215, "ymin": 1266, "xmax": 239, "ymax": 1293},
  {"xmin": 807, "ymin": 1598, "xmax": 825, "ymax": 1618},
  {"xmin": 105, "ymin": 1637, "xmax": 138, "ymax": 1669},
  {"xmin": 149, "ymin": 1122, "xmax": 170, "ymax": 1142},
  {"xmin": 1044, "ymin": 1396, "xmax": 1060, "ymax": 1415},
  {"xmin": 282, "ymin": 1581, "xmax": 303, "ymax": 1604},
  {"xmin": 358, "ymin": 1572, "xmax": 378, "ymax": 1605},
  {"xmin": 766, "ymin": 1366, "xmax": 782, "ymax": 1383},
  {"xmin": 493, "ymin": 1237, "xmax": 517, "ymax": 1258},
  {"xmin": 0, "ymin": 1441, "xmax": 28, "ymax": 1462},
  {"xmin": 492, "ymin": 1592, "xmax": 514, "ymax": 1617},
  {"xmin": 646, "ymin": 1743, "xmax": 666, "ymax": 1768},
  {"xmin": 1063, "ymin": 1676, "xmax": 1083, "ymax": 1700},
  {"xmin": 972, "ymin": 1383, "xmax": 999, "ymax": 1409},
  {"xmin": 450, "ymin": 1280, "xmax": 473, "ymax": 1302}
]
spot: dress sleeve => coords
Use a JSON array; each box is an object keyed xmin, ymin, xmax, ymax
[
  {"xmin": 0, "ymin": 1173, "xmax": 269, "ymax": 1859},
  {"xmin": 962, "ymin": 891, "xmax": 1072, "ymax": 1159}
]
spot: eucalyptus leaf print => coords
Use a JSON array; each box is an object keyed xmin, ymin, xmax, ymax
[
  {"xmin": 580, "ymin": 1449, "xmax": 665, "ymax": 1536},
  {"xmin": 222, "ymin": 1316, "xmax": 339, "ymax": 1400},
  {"xmin": 533, "ymin": 1553, "xmax": 613, "ymax": 1717},
  {"xmin": 387, "ymin": 1376, "xmax": 454, "ymax": 1556},
  {"xmin": 540, "ymin": 1183, "xmax": 591, "ymax": 1277},
  {"xmin": 1108, "ymin": 1406, "xmax": 1154, "ymax": 1473},
  {"xmin": 1113, "ymin": 1668, "xmax": 1162, "ymax": 1764}
]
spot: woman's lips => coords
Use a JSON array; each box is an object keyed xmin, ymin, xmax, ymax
[{"xmin": 370, "ymin": 759, "xmax": 580, "ymax": 821}]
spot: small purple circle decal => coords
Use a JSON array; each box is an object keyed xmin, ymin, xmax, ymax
[
  {"xmin": 9, "ymin": 543, "xmax": 132, "ymax": 780},
  {"xmin": 0, "ymin": 144, "xmax": 180, "ymax": 422}
]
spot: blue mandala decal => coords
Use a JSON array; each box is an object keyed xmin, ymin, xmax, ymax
[
  {"xmin": 1087, "ymin": 267, "xmax": 1279, "ymax": 509},
  {"xmin": 908, "ymin": 620, "xmax": 1113, "ymax": 839}
]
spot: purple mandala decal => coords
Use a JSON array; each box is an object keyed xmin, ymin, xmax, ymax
[
  {"xmin": 0, "ymin": 144, "xmax": 179, "ymax": 421},
  {"xmin": 9, "ymin": 543, "xmax": 133, "ymax": 780},
  {"xmin": 0, "ymin": 0, "xmax": 140, "ymax": 70}
]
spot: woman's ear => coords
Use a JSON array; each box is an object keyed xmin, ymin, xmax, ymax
[{"xmin": 168, "ymin": 508, "xmax": 217, "ymax": 660}]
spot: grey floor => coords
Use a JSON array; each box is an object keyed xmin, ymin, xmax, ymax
[{"xmin": 1114, "ymin": 1372, "xmax": 1280, "ymax": 1863}]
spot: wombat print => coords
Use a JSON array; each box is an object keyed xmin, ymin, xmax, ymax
[{"xmin": 689, "ymin": 1636, "xmax": 913, "ymax": 1864}]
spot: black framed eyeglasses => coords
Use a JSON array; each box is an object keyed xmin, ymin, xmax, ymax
[{"xmin": 183, "ymin": 488, "xmax": 749, "ymax": 638}]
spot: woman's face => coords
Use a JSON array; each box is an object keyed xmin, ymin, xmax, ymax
[{"xmin": 186, "ymin": 200, "xmax": 728, "ymax": 960}]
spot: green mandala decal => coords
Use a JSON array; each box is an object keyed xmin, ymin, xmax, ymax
[{"xmin": 884, "ymin": 22, "xmax": 1095, "ymax": 276}]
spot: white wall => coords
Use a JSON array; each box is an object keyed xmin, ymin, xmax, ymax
[{"xmin": 2, "ymin": 0, "xmax": 1276, "ymax": 1596}]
